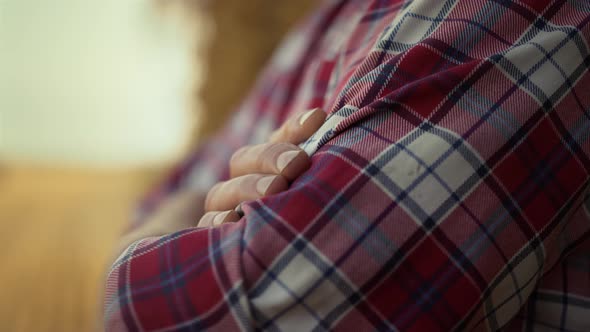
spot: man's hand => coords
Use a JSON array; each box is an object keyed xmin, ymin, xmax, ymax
[
  {"xmin": 111, "ymin": 108, "xmax": 325, "ymax": 258},
  {"xmin": 197, "ymin": 107, "xmax": 326, "ymax": 227}
]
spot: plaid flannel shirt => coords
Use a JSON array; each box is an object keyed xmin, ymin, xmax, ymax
[{"xmin": 105, "ymin": 0, "xmax": 590, "ymax": 330}]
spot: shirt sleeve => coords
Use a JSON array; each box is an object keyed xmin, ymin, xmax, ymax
[
  {"xmin": 104, "ymin": 105, "xmax": 590, "ymax": 331},
  {"xmin": 104, "ymin": 3, "xmax": 590, "ymax": 331}
]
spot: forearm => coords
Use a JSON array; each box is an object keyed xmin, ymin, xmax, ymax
[{"xmin": 114, "ymin": 190, "xmax": 207, "ymax": 258}]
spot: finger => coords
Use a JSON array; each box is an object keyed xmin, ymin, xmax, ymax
[
  {"xmin": 197, "ymin": 210, "xmax": 241, "ymax": 228},
  {"xmin": 229, "ymin": 142, "xmax": 310, "ymax": 181},
  {"xmin": 205, "ymin": 174, "xmax": 288, "ymax": 211},
  {"xmin": 269, "ymin": 108, "xmax": 326, "ymax": 144}
]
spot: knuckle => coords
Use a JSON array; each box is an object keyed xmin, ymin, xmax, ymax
[
  {"xmin": 239, "ymin": 173, "xmax": 262, "ymax": 188},
  {"xmin": 205, "ymin": 182, "xmax": 223, "ymax": 211},
  {"xmin": 226, "ymin": 176, "xmax": 253, "ymax": 200},
  {"xmin": 259, "ymin": 143, "xmax": 301, "ymax": 172},
  {"xmin": 277, "ymin": 123, "xmax": 293, "ymax": 141},
  {"xmin": 263, "ymin": 142, "xmax": 298, "ymax": 157},
  {"xmin": 230, "ymin": 145, "xmax": 253, "ymax": 168},
  {"xmin": 269, "ymin": 129, "xmax": 282, "ymax": 142}
]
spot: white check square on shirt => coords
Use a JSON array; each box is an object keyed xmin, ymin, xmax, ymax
[{"xmin": 377, "ymin": 126, "xmax": 479, "ymax": 226}]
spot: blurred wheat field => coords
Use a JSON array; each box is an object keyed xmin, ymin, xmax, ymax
[{"xmin": 0, "ymin": 166, "xmax": 158, "ymax": 331}]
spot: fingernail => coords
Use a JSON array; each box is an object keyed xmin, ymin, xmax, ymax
[
  {"xmin": 277, "ymin": 150, "xmax": 300, "ymax": 172},
  {"xmin": 299, "ymin": 108, "xmax": 318, "ymax": 126},
  {"xmin": 213, "ymin": 211, "xmax": 231, "ymax": 226},
  {"xmin": 256, "ymin": 176, "xmax": 276, "ymax": 195}
]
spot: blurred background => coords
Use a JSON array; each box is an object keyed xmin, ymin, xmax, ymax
[{"xmin": 0, "ymin": 0, "xmax": 314, "ymax": 330}]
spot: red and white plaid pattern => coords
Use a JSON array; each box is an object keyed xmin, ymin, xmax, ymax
[{"xmin": 105, "ymin": 0, "xmax": 590, "ymax": 330}]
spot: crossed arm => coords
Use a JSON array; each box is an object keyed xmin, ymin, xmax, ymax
[
  {"xmin": 104, "ymin": 8, "xmax": 590, "ymax": 329},
  {"xmin": 104, "ymin": 100, "xmax": 589, "ymax": 331},
  {"xmin": 110, "ymin": 108, "xmax": 326, "ymax": 260}
]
